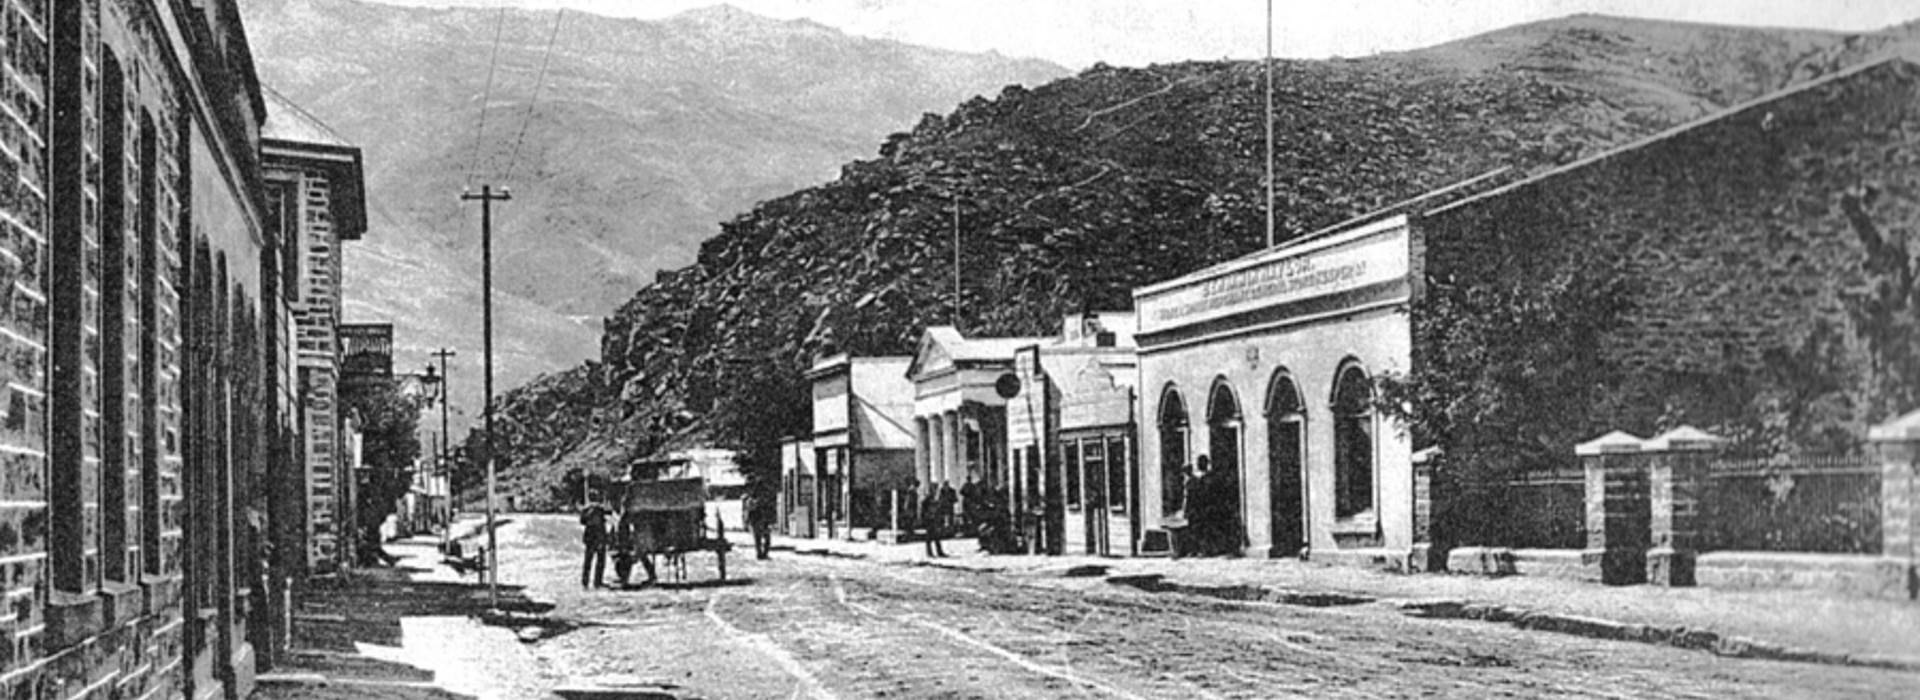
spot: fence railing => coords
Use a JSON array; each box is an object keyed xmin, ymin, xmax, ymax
[
  {"xmin": 1446, "ymin": 453, "xmax": 1880, "ymax": 554},
  {"xmin": 1701, "ymin": 454, "xmax": 1880, "ymax": 554},
  {"xmin": 1443, "ymin": 462, "xmax": 1587, "ymax": 550}
]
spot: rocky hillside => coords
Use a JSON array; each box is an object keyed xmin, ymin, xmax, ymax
[
  {"xmin": 468, "ymin": 14, "xmax": 1920, "ymax": 506},
  {"xmin": 239, "ymin": 0, "xmax": 1068, "ymax": 434}
]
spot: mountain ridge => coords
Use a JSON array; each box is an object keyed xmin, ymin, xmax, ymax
[
  {"xmin": 455, "ymin": 12, "xmax": 1920, "ymax": 507},
  {"xmin": 240, "ymin": 0, "xmax": 1071, "ymax": 435}
]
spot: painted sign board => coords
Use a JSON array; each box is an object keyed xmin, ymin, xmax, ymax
[{"xmin": 1136, "ymin": 217, "xmax": 1410, "ymax": 335}]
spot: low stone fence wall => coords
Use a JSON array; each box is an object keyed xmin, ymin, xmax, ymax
[
  {"xmin": 1418, "ymin": 412, "xmax": 1920, "ymax": 599},
  {"xmin": 1694, "ymin": 551, "xmax": 1904, "ymax": 598}
]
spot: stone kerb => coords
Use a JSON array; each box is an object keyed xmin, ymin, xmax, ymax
[
  {"xmin": 1576, "ymin": 430, "xmax": 1651, "ymax": 585},
  {"xmin": 1643, "ymin": 426, "xmax": 1725, "ymax": 587},
  {"xmin": 1870, "ymin": 408, "xmax": 1920, "ymax": 600}
]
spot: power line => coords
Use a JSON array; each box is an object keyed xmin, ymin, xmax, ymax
[
  {"xmin": 464, "ymin": 5, "xmax": 511, "ymax": 190},
  {"xmin": 502, "ymin": 9, "xmax": 566, "ymax": 184}
]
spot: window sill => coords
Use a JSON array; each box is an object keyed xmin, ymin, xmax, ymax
[
  {"xmin": 141, "ymin": 574, "xmax": 183, "ymax": 616},
  {"xmin": 100, "ymin": 580, "xmax": 144, "ymax": 626},
  {"xmin": 1331, "ymin": 512, "xmax": 1378, "ymax": 535},
  {"xmin": 46, "ymin": 589, "xmax": 105, "ymax": 651}
]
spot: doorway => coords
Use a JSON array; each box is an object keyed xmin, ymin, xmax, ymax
[
  {"xmin": 1205, "ymin": 381, "xmax": 1245, "ymax": 554},
  {"xmin": 1266, "ymin": 373, "xmax": 1306, "ymax": 557}
]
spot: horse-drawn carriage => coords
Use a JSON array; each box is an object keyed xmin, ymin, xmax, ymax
[{"xmin": 613, "ymin": 476, "xmax": 732, "ymax": 584}]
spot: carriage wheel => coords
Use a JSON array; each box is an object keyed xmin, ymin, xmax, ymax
[{"xmin": 717, "ymin": 549, "xmax": 727, "ymax": 581}]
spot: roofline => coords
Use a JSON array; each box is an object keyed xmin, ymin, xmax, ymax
[
  {"xmin": 260, "ymin": 84, "xmax": 355, "ymax": 147},
  {"xmin": 1428, "ymin": 52, "xmax": 1917, "ymax": 218},
  {"xmin": 1135, "ymin": 213, "xmax": 1409, "ymax": 298},
  {"xmin": 262, "ymin": 141, "xmax": 368, "ymax": 242}
]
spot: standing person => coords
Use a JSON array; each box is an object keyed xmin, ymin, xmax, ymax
[
  {"xmin": 938, "ymin": 480, "xmax": 960, "ymax": 530},
  {"xmin": 745, "ymin": 489, "xmax": 775, "ymax": 560},
  {"xmin": 920, "ymin": 488, "xmax": 948, "ymax": 558},
  {"xmin": 960, "ymin": 476, "xmax": 984, "ymax": 538},
  {"xmin": 580, "ymin": 494, "xmax": 611, "ymax": 589}
]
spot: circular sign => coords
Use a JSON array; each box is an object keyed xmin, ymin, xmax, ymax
[{"xmin": 994, "ymin": 373, "xmax": 1021, "ymax": 399}]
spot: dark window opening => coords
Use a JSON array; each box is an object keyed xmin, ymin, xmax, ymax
[{"xmin": 1333, "ymin": 364, "xmax": 1374, "ymax": 519}]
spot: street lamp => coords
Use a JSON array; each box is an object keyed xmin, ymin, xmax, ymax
[{"xmin": 428, "ymin": 348, "xmax": 457, "ymax": 547}]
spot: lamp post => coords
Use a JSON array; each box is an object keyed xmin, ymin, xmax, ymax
[
  {"xmin": 429, "ymin": 348, "xmax": 456, "ymax": 546},
  {"xmin": 406, "ymin": 364, "xmax": 446, "ymax": 546}
]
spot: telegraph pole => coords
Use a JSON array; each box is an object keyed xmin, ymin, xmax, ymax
[
  {"xmin": 1265, "ymin": 0, "xmax": 1276, "ymax": 248},
  {"xmin": 430, "ymin": 347, "xmax": 456, "ymax": 549},
  {"xmin": 459, "ymin": 185, "xmax": 509, "ymax": 603},
  {"xmin": 951, "ymin": 191, "xmax": 961, "ymax": 331}
]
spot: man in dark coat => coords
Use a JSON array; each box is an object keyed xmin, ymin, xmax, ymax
[
  {"xmin": 580, "ymin": 496, "xmax": 611, "ymax": 589},
  {"xmin": 920, "ymin": 488, "xmax": 948, "ymax": 557},
  {"xmin": 960, "ymin": 476, "xmax": 984, "ymax": 535},
  {"xmin": 744, "ymin": 490, "xmax": 776, "ymax": 560}
]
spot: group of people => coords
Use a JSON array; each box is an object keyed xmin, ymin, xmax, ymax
[
  {"xmin": 906, "ymin": 476, "xmax": 1018, "ymax": 557},
  {"xmin": 1173, "ymin": 455, "xmax": 1245, "ymax": 557}
]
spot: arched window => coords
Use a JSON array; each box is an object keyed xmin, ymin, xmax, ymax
[
  {"xmin": 1157, "ymin": 386, "xmax": 1188, "ymax": 515},
  {"xmin": 1332, "ymin": 362, "xmax": 1374, "ymax": 518},
  {"xmin": 1205, "ymin": 380, "xmax": 1242, "ymax": 488}
]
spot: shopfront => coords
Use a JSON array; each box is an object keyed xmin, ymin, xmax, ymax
[
  {"xmin": 1133, "ymin": 215, "xmax": 1416, "ymax": 563},
  {"xmin": 809, "ymin": 355, "xmax": 918, "ymax": 540},
  {"xmin": 1006, "ymin": 313, "xmax": 1139, "ymax": 556},
  {"xmin": 909, "ymin": 327, "xmax": 1045, "ymax": 516}
]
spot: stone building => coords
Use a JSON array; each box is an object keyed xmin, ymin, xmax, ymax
[
  {"xmin": 261, "ymin": 88, "xmax": 366, "ymax": 578},
  {"xmin": 1133, "ymin": 215, "xmax": 1418, "ymax": 565},
  {"xmin": 1129, "ymin": 54, "xmax": 1920, "ymax": 570},
  {"xmin": 0, "ymin": 1, "xmax": 355, "ymax": 697}
]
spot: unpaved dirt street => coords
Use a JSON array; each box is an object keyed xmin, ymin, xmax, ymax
[{"xmin": 494, "ymin": 515, "xmax": 1914, "ymax": 699}]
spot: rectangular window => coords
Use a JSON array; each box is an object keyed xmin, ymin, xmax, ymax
[
  {"xmin": 275, "ymin": 179, "xmax": 299, "ymax": 303},
  {"xmin": 49, "ymin": 0, "xmax": 102, "ymax": 594},
  {"xmin": 98, "ymin": 46, "xmax": 130, "ymax": 583},
  {"xmin": 1082, "ymin": 438, "xmax": 1106, "ymax": 510},
  {"xmin": 139, "ymin": 108, "xmax": 160, "ymax": 576},
  {"xmin": 1107, "ymin": 436, "xmax": 1129, "ymax": 515}
]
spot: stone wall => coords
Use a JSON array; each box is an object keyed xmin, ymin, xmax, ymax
[
  {"xmin": 1420, "ymin": 58, "xmax": 1920, "ymax": 458},
  {"xmin": 9, "ymin": 1, "xmax": 279, "ymax": 698},
  {"xmin": 0, "ymin": 0, "xmax": 53, "ymax": 692}
]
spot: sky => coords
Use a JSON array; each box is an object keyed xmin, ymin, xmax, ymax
[{"xmin": 366, "ymin": 0, "xmax": 1920, "ymax": 68}]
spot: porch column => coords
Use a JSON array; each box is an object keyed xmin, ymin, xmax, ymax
[
  {"xmin": 929, "ymin": 418, "xmax": 946, "ymax": 492},
  {"xmin": 1644, "ymin": 427, "xmax": 1723, "ymax": 587},
  {"xmin": 1872, "ymin": 409, "xmax": 1920, "ymax": 600},
  {"xmin": 944, "ymin": 411, "xmax": 962, "ymax": 489},
  {"xmin": 915, "ymin": 417, "xmax": 930, "ymax": 495}
]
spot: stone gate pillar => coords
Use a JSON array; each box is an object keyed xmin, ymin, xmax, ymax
[
  {"xmin": 1576, "ymin": 431, "xmax": 1650, "ymax": 585},
  {"xmin": 1644, "ymin": 426, "xmax": 1724, "ymax": 587},
  {"xmin": 1871, "ymin": 409, "xmax": 1920, "ymax": 600},
  {"xmin": 1408, "ymin": 447, "xmax": 1443, "ymax": 572}
]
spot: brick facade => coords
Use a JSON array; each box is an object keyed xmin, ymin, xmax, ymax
[{"xmin": 0, "ymin": 1, "xmax": 323, "ymax": 697}]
